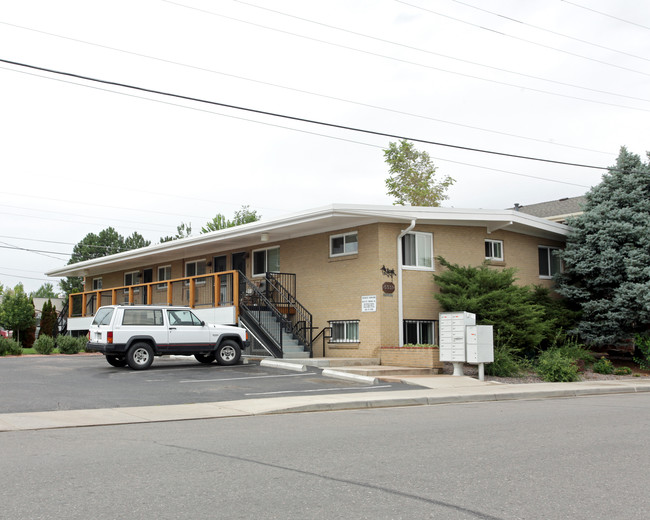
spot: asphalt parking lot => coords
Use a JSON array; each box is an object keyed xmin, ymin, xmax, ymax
[{"xmin": 0, "ymin": 355, "xmax": 416, "ymax": 413}]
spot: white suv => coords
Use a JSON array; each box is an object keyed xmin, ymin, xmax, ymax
[{"xmin": 87, "ymin": 305, "xmax": 249, "ymax": 370}]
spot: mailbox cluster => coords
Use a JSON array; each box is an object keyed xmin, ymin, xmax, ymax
[{"xmin": 439, "ymin": 312, "xmax": 494, "ymax": 378}]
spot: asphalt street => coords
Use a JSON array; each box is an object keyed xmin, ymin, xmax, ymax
[
  {"xmin": 0, "ymin": 355, "xmax": 417, "ymax": 413},
  {"xmin": 2, "ymin": 393, "xmax": 649, "ymax": 519}
]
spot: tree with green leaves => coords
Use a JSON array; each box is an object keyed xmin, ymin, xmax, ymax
[
  {"xmin": 31, "ymin": 283, "xmax": 59, "ymax": 299},
  {"xmin": 60, "ymin": 228, "xmax": 151, "ymax": 296},
  {"xmin": 159, "ymin": 222, "xmax": 192, "ymax": 243},
  {"xmin": 0, "ymin": 284, "xmax": 35, "ymax": 344},
  {"xmin": 201, "ymin": 205, "xmax": 261, "ymax": 234},
  {"xmin": 433, "ymin": 257, "xmax": 553, "ymax": 355},
  {"xmin": 556, "ymin": 146, "xmax": 650, "ymax": 348},
  {"xmin": 39, "ymin": 300, "xmax": 58, "ymax": 338},
  {"xmin": 384, "ymin": 140, "xmax": 455, "ymax": 206}
]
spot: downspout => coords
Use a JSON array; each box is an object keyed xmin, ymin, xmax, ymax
[{"xmin": 397, "ymin": 219, "xmax": 416, "ymax": 347}]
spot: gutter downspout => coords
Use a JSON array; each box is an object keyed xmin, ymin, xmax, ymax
[{"xmin": 397, "ymin": 219, "xmax": 416, "ymax": 347}]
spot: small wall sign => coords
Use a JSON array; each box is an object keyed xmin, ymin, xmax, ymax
[{"xmin": 362, "ymin": 295, "xmax": 377, "ymax": 312}]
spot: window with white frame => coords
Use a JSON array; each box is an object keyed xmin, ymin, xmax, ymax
[
  {"xmin": 253, "ymin": 247, "xmax": 280, "ymax": 276},
  {"xmin": 402, "ymin": 231, "xmax": 433, "ymax": 269},
  {"xmin": 330, "ymin": 231, "xmax": 358, "ymax": 257},
  {"xmin": 185, "ymin": 259, "xmax": 207, "ymax": 285},
  {"xmin": 485, "ymin": 239, "xmax": 504, "ymax": 261},
  {"xmin": 538, "ymin": 246, "xmax": 562, "ymax": 278},
  {"xmin": 329, "ymin": 320, "xmax": 360, "ymax": 343},
  {"xmin": 124, "ymin": 271, "xmax": 141, "ymax": 293},
  {"xmin": 92, "ymin": 278, "xmax": 103, "ymax": 290},
  {"xmin": 403, "ymin": 320, "xmax": 434, "ymax": 345},
  {"xmin": 157, "ymin": 265, "xmax": 171, "ymax": 289}
]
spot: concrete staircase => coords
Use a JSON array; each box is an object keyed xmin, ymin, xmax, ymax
[{"xmin": 259, "ymin": 310, "xmax": 310, "ymax": 359}]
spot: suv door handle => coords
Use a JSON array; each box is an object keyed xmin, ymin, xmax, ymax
[{"xmin": 169, "ymin": 327, "xmax": 176, "ymax": 330}]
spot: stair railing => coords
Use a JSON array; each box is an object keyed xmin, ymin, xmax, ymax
[
  {"xmin": 238, "ymin": 274, "xmax": 292, "ymax": 358},
  {"xmin": 265, "ymin": 272, "xmax": 314, "ymax": 356}
]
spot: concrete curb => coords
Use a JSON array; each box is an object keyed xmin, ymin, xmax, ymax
[
  {"xmin": 260, "ymin": 359, "xmax": 307, "ymax": 372},
  {"xmin": 321, "ymin": 369, "xmax": 378, "ymax": 385}
]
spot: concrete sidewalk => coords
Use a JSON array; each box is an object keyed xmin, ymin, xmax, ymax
[{"xmin": 2, "ymin": 366, "xmax": 650, "ymax": 432}]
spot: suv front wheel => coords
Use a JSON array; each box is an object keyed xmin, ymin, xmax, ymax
[
  {"xmin": 216, "ymin": 340, "xmax": 241, "ymax": 366},
  {"xmin": 127, "ymin": 342, "xmax": 154, "ymax": 370}
]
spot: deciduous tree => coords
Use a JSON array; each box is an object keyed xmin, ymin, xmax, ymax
[{"xmin": 384, "ymin": 140, "xmax": 455, "ymax": 206}]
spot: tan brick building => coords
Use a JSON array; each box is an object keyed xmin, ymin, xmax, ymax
[{"xmin": 47, "ymin": 204, "xmax": 568, "ymax": 359}]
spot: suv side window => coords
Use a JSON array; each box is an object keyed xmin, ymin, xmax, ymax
[
  {"xmin": 92, "ymin": 308, "xmax": 114, "ymax": 326},
  {"xmin": 122, "ymin": 309, "xmax": 164, "ymax": 326},
  {"xmin": 168, "ymin": 310, "xmax": 202, "ymax": 326}
]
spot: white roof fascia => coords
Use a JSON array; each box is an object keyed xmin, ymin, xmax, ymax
[{"xmin": 46, "ymin": 204, "xmax": 568, "ymax": 278}]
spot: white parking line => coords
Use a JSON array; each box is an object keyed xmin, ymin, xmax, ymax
[
  {"xmin": 178, "ymin": 373, "xmax": 313, "ymax": 383},
  {"xmin": 245, "ymin": 385, "xmax": 394, "ymax": 396}
]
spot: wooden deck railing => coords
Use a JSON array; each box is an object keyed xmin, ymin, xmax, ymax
[{"xmin": 68, "ymin": 270, "xmax": 240, "ymax": 318}]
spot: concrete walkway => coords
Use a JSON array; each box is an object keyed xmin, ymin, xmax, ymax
[{"xmin": 2, "ymin": 360, "xmax": 650, "ymax": 432}]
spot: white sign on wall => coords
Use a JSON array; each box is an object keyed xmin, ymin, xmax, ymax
[{"xmin": 361, "ymin": 295, "xmax": 377, "ymax": 312}]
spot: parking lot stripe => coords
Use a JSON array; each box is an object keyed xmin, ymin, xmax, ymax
[{"xmin": 178, "ymin": 373, "xmax": 313, "ymax": 383}]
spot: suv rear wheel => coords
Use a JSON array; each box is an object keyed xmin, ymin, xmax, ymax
[
  {"xmin": 216, "ymin": 340, "xmax": 241, "ymax": 366},
  {"xmin": 127, "ymin": 342, "xmax": 154, "ymax": 370}
]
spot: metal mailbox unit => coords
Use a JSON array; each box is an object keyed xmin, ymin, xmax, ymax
[{"xmin": 439, "ymin": 312, "xmax": 493, "ymax": 380}]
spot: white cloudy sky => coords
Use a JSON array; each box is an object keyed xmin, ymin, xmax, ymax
[{"xmin": 1, "ymin": 0, "xmax": 649, "ymax": 293}]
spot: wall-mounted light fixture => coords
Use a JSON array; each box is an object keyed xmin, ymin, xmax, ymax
[{"xmin": 260, "ymin": 233, "xmax": 269, "ymax": 242}]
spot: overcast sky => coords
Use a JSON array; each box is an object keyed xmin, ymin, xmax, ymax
[{"xmin": 1, "ymin": 0, "xmax": 649, "ymax": 294}]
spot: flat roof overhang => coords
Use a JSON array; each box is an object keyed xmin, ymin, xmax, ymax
[{"xmin": 46, "ymin": 204, "xmax": 569, "ymax": 279}]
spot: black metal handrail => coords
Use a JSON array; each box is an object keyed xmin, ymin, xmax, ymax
[
  {"xmin": 57, "ymin": 300, "xmax": 69, "ymax": 336},
  {"xmin": 238, "ymin": 274, "xmax": 292, "ymax": 357},
  {"xmin": 266, "ymin": 272, "xmax": 314, "ymax": 356},
  {"xmin": 311, "ymin": 327, "xmax": 332, "ymax": 358}
]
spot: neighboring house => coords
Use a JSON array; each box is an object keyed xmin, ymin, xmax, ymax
[
  {"xmin": 46, "ymin": 204, "xmax": 568, "ymax": 359},
  {"xmin": 511, "ymin": 196, "xmax": 586, "ymax": 224}
]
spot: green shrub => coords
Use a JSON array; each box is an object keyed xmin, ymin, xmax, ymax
[
  {"xmin": 0, "ymin": 337, "xmax": 22, "ymax": 356},
  {"xmin": 57, "ymin": 335, "xmax": 84, "ymax": 355},
  {"xmin": 614, "ymin": 366, "xmax": 633, "ymax": 376},
  {"xmin": 485, "ymin": 341, "xmax": 525, "ymax": 377},
  {"xmin": 633, "ymin": 334, "xmax": 650, "ymax": 370},
  {"xmin": 536, "ymin": 349, "xmax": 580, "ymax": 382},
  {"xmin": 33, "ymin": 335, "xmax": 55, "ymax": 355},
  {"xmin": 593, "ymin": 358, "xmax": 614, "ymax": 375}
]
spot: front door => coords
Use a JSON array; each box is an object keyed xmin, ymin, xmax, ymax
[{"xmin": 166, "ymin": 309, "xmax": 210, "ymax": 353}]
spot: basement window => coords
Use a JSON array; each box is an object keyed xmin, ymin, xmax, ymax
[{"xmin": 329, "ymin": 320, "xmax": 360, "ymax": 343}]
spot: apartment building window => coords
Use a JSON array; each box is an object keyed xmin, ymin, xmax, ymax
[
  {"xmin": 485, "ymin": 239, "xmax": 504, "ymax": 261},
  {"xmin": 404, "ymin": 320, "xmax": 434, "ymax": 345},
  {"xmin": 185, "ymin": 260, "xmax": 206, "ymax": 278},
  {"xmin": 157, "ymin": 265, "xmax": 171, "ymax": 289},
  {"xmin": 539, "ymin": 246, "xmax": 562, "ymax": 278},
  {"xmin": 402, "ymin": 232, "xmax": 433, "ymax": 269},
  {"xmin": 330, "ymin": 231, "xmax": 358, "ymax": 257},
  {"xmin": 124, "ymin": 271, "xmax": 141, "ymax": 293},
  {"xmin": 92, "ymin": 278, "xmax": 103, "ymax": 290},
  {"xmin": 329, "ymin": 320, "xmax": 360, "ymax": 343},
  {"xmin": 253, "ymin": 247, "xmax": 280, "ymax": 276}
]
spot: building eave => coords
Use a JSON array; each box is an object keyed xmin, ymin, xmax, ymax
[{"xmin": 46, "ymin": 203, "xmax": 569, "ymax": 279}]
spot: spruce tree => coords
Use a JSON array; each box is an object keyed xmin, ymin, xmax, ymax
[{"xmin": 556, "ymin": 147, "xmax": 650, "ymax": 347}]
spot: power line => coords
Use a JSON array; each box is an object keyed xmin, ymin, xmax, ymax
[
  {"xmin": 561, "ymin": 1, "xmax": 650, "ymax": 31},
  {"xmin": 229, "ymin": 0, "xmax": 650, "ymax": 103},
  {"xmin": 449, "ymin": 0, "xmax": 650, "ymax": 63},
  {"xmin": 0, "ymin": 242, "xmax": 70, "ymax": 257},
  {"xmin": 0, "ymin": 271, "xmax": 59, "ymax": 282},
  {"xmin": 0, "ymin": 19, "xmax": 611, "ymax": 155},
  {"xmin": 0, "ymin": 58, "xmax": 623, "ymax": 172},
  {"xmin": 394, "ymin": 0, "xmax": 650, "ymax": 78},
  {"xmin": 161, "ymin": 0, "xmax": 650, "ymax": 113}
]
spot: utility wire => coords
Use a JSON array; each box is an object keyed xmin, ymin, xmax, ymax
[
  {"xmin": 449, "ymin": 0, "xmax": 650, "ymax": 63},
  {"xmin": 561, "ymin": 1, "xmax": 650, "ymax": 32},
  {"xmin": 0, "ymin": 19, "xmax": 611, "ymax": 155},
  {"xmin": 0, "ymin": 271, "xmax": 59, "ymax": 281},
  {"xmin": 2, "ymin": 63, "xmax": 599, "ymax": 191},
  {"xmin": 160, "ymin": 0, "xmax": 650, "ymax": 113},
  {"xmin": 229, "ymin": 0, "xmax": 650, "ymax": 102},
  {"xmin": 0, "ymin": 58, "xmax": 625, "ymax": 172},
  {"xmin": 394, "ymin": 0, "xmax": 650, "ymax": 78},
  {"xmin": 0, "ymin": 242, "xmax": 70, "ymax": 258}
]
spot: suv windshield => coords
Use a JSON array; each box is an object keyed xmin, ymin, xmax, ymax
[{"xmin": 92, "ymin": 308, "xmax": 114, "ymax": 326}]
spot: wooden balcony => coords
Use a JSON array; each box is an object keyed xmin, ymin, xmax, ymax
[{"xmin": 68, "ymin": 270, "xmax": 240, "ymax": 318}]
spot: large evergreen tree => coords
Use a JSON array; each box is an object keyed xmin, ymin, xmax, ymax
[{"xmin": 556, "ymin": 147, "xmax": 650, "ymax": 347}]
